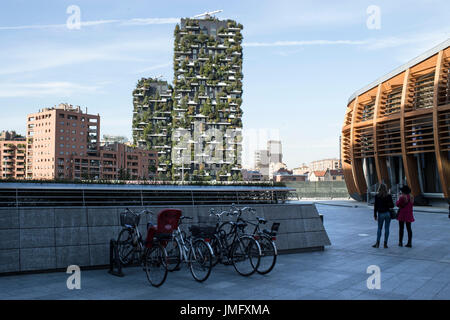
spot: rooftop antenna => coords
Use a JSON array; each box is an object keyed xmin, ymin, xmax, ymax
[
  {"xmin": 192, "ymin": 10, "xmax": 223, "ymax": 19},
  {"xmin": 155, "ymin": 74, "xmax": 164, "ymax": 81}
]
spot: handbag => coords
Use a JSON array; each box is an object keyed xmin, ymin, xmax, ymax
[{"xmin": 389, "ymin": 208, "xmax": 398, "ymax": 219}]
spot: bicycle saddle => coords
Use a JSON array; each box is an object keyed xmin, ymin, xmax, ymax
[
  {"xmin": 236, "ymin": 221, "xmax": 247, "ymax": 229},
  {"xmin": 256, "ymin": 217, "xmax": 267, "ymax": 224}
]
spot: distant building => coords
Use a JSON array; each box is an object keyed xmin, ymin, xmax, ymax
[
  {"xmin": 102, "ymin": 135, "xmax": 129, "ymax": 144},
  {"xmin": 269, "ymin": 162, "xmax": 288, "ymax": 180},
  {"xmin": 0, "ymin": 131, "xmax": 25, "ymax": 141},
  {"xmin": 308, "ymin": 170, "xmax": 329, "ymax": 182},
  {"xmin": 309, "ymin": 158, "xmax": 342, "ymax": 172},
  {"xmin": 267, "ymin": 140, "xmax": 282, "ymax": 163},
  {"xmin": 241, "ymin": 169, "xmax": 263, "ymax": 181},
  {"xmin": 292, "ymin": 163, "xmax": 309, "ymax": 175},
  {"xmin": 274, "ymin": 174, "xmax": 307, "ymax": 182},
  {"xmin": 254, "ymin": 149, "xmax": 270, "ymax": 178},
  {"xmin": 308, "ymin": 168, "xmax": 344, "ymax": 181},
  {"xmin": 329, "ymin": 169, "xmax": 344, "ymax": 181},
  {"xmin": 255, "ymin": 140, "xmax": 284, "ymax": 180},
  {"xmin": 0, "ymin": 131, "xmax": 26, "ymax": 179}
]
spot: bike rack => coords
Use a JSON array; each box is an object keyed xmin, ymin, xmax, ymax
[{"xmin": 108, "ymin": 239, "xmax": 124, "ymax": 277}]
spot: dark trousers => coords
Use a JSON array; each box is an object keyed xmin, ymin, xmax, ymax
[{"xmin": 399, "ymin": 221, "xmax": 412, "ymax": 244}]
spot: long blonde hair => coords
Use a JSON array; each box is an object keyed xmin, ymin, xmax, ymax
[{"xmin": 377, "ymin": 183, "xmax": 388, "ymax": 198}]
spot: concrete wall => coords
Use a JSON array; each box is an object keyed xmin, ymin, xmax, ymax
[{"xmin": 0, "ymin": 203, "xmax": 330, "ymax": 274}]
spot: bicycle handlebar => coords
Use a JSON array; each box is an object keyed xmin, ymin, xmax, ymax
[{"xmin": 125, "ymin": 208, "xmax": 154, "ymax": 216}]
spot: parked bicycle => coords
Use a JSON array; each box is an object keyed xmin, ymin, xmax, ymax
[
  {"xmin": 164, "ymin": 215, "xmax": 214, "ymax": 282},
  {"xmin": 220, "ymin": 205, "xmax": 279, "ymax": 275},
  {"xmin": 116, "ymin": 208, "xmax": 171, "ymax": 287},
  {"xmin": 208, "ymin": 208, "xmax": 262, "ymax": 276}
]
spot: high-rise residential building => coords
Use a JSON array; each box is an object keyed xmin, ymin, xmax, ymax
[
  {"xmin": 26, "ymin": 103, "xmax": 100, "ymax": 179},
  {"xmin": 132, "ymin": 78, "xmax": 173, "ymax": 177},
  {"xmin": 0, "ymin": 131, "xmax": 26, "ymax": 179},
  {"xmin": 268, "ymin": 140, "xmax": 282, "ymax": 163},
  {"xmin": 254, "ymin": 149, "xmax": 270, "ymax": 177},
  {"xmin": 254, "ymin": 140, "xmax": 284, "ymax": 180},
  {"xmin": 26, "ymin": 103, "xmax": 157, "ymax": 181},
  {"xmin": 171, "ymin": 17, "xmax": 244, "ymax": 180}
]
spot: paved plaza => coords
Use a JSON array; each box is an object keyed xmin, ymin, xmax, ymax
[{"xmin": 1, "ymin": 203, "xmax": 449, "ymax": 300}]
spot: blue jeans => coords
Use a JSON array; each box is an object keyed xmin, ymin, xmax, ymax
[{"xmin": 376, "ymin": 212, "xmax": 391, "ymax": 243}]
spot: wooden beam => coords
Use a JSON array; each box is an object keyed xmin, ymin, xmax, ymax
[
  {"xmin": 373, "ymin": 84, "xmax": 390, "ymax": 188},
  {"xmin": 433, "ymin": 50, "xmax": 449, "ymax": 199},
  {"xmin": 350, "ymin": 97, "xmax": 368, "ymax": 197},
  {"xmin": 400, "ymin": 68, "xmax": 422, "ymax": 196}
]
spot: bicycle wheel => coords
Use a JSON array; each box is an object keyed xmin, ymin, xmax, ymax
[
  {"xmin": 144, "ymin": 244, "xmax": 168, "ymax": 287},
  {"xmin": 117, "ymin": 228, "xmax": 135, "ymax": 266},
  {"xmin": 188, "ymin": 239, "xmax": 213, "ymax": 282},
  {"xmin": 165, "ymin": 237, "xmax": 182, "ymax": 272},
  {"xmin": 209, "ymin": 234, "xmax": 224, "ymax": 267},
  {"xmin": 218, "ymin": 222, "xmax": 234, "ymax": 247},
  {"xmin": 256, "ymin": 235, "xmax": 277, "ymax": 275},
  {"xmin": 231, "ymin": 235, "xmax": 261, "ymax": 276}
]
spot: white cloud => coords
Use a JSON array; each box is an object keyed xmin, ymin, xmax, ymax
[
  {"xmin": 0, "ymin": 82, "xmax": 102, "ymax": 98},
  {"xmin": 121, "ymin": 18, "xmax": 180, "ymax": 26},
  {"xmin": 243, "ymin": 39, "xmax": 368, "ymax": 47},
  {"xmin": 0, "ymin": 17, "xmax": 178, "ymax": 31}
]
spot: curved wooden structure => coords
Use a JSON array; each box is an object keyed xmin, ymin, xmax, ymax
[{"xmin": 342, "ymin": 39, "xmax": 450, "ymax": 201}]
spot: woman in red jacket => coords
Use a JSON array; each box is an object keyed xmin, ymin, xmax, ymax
[{"xmin": 396, "ymin": 185, "xmax": 414, "ymax": 247}]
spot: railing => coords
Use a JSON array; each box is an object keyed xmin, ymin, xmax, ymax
[{"xmin": 0, "ymin": 183, "xmax": 297, "ymax": 207}]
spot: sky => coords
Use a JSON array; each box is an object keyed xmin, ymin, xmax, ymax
[{"xmin": 0, "ymin": 0, "xmax": 449, "ymax": 169}]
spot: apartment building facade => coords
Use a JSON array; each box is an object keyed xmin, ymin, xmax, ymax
[
  {"xmin": 26, "ymin": 103, "xmax": 157, "ymax": 181},
  {"xmin": 71, "ymin": 142, "xmax": 158, "ymax": 180},
  {"xmin": 309, "ymin": 158, "xmax": 342, "ymax": 172},
  {"xmin": 26, "ymin": 104, "xmax": 100, "ymax": 179},
  {"xmin": 0, "ymin": 131, "xmax": 26, "ymax": 179}
]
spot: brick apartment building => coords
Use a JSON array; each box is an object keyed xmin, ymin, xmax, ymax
[
  {"xmin": 0, "ymin": 131, "xmax": 27, "ymax": 179},
  {"xmin": 24, "ymin": 103, "xmax": 157, "ymax": 181}
]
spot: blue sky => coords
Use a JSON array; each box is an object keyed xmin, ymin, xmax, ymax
[{"xmin": 0, "ymin": 0, "xmax": 449, "ymax": 169}]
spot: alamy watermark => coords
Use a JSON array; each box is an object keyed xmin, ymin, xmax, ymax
[
  {"xmin": 366, "ymin": 5, "xmax": 381, "ymax": 30},
  {"xmin": 66, "ymin": 265, "xmax": 81, "ymax": 290},
  {"xmin": 66, "ymin": 5, "xmax": 81, "ymax": 30},
  {"xmin": 366, "ymin": 265, "xmax": 381, "ymax": 290}
]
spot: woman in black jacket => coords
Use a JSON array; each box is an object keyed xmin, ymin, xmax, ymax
[{"xmin": 373, "ymin": 183, "xmax": 394, "ymax": 248}]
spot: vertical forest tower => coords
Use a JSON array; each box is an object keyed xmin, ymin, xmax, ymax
[{"xmin": 133, "ymin": 15, "xmax": 244, "ymax": 180}]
